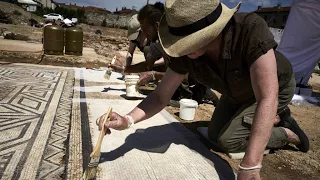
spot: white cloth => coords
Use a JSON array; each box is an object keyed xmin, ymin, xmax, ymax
[
  {"xmin": 63, "ymin": 18, "xmax": 73, "ymax": 26},
  {"xmin": 277, "ymin": 0, "xmax": 320, "ymax": 85}
]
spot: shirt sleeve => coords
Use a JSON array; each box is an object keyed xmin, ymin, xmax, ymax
[
  {"xmin": 244, "ymin": 13, "xmax": 278, "ymax": 68},
  {"xmin": 149, "ymin": 42, "xmax": 164, "ymax": 59}
]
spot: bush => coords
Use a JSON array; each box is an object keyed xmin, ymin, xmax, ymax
[
  {"xmin": 119, "ymin": 26, "xmax": 128, "ymax": 30},
  {"xmin": 76, "ymin": 8, "xmax": 85, "ymax": 18},
  {"xmin": 0, "ymin": 10, "xmax": 6, "ymax": 18},
  {"xmin": 101, "ymin": 18, "xmax": 106, "ymax": 27},
  {"xmin": 13, "ymin": 10, "xmax": 22, "ymax": 16},
  {"xmin": 78, "ymin": 15, "xmax": 87, "ymax": 24},
  {"xmin": 0, "ymin": 10, "xmax": 12, "ymax": 24},
  {"xmin": 44, "ymin": 7, "xmax": 54, "ymax": 14},
  {"xmin": 33, "ymin": 7, "xmax": 44, "ymax": 17}
]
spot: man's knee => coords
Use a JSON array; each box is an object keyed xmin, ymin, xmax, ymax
[
  {"xmin": 217, "ymin": 133, "xmax": 248, "ymax": 153},
  {"xmin": 207, "ymin": 126, "xmax": 245, "ymax": 152},
  {"xmin": 217, "ymin": 133, "xmax": 232, "ymax": 152}
]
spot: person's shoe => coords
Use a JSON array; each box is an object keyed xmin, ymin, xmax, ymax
[{"xmin": 278, "ymin": 106, "xmax": 309, "ymax": 152}]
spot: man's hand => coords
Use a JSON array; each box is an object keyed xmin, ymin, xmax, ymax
[
  {"xmin": 96, "ymin": 112, "xmax": 130, "ymax": 134},
  {"xmin": 237, "ymin": 169, "xmax": 261, "ymax": 180},
  {"xmin": 108, "ymin": 64, "xmax": 125, "ymax": 73},
  {"xmin": 137, "ymin": 71, "xmax": 155, "ymax": 87}
]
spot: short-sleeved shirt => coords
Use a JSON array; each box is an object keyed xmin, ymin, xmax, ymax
[
  {"xmin": 143, "ymin": 40, "xmax": 168, "ymax": 72},
  {"xmin": 131, "ymin": 39, "xmax": 151, "ymax": 52},
  {"xmin": 168, "ymin": 13, "xmax": 293, "ymax": 104},
  {"xmin": 150, "ymin": 40, "xmax": 167, "ymax": 59}
]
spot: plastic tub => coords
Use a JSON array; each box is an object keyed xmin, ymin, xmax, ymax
[
  {"xmin": 125, "ymin": 75, "xmax": 139, "ymax": 97},
  {"xmin": 179, "ymin": 99, "xmax": 198, "ymax": 120}
]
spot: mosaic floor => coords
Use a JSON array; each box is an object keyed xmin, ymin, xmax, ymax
[
  {"xmin": 71, "ymin": 69, "xmax": 235, "ymax": 180},
  {"xmin": 0, "ymin": 64, "xmax": 73, "ymax": 179}
]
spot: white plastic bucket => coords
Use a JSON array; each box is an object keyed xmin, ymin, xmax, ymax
[
  {"xmin": 179, "ymin": 99, "xmax": 198, "ymax": 121},
  {"xmin": 125, "ymin": 75, "xmax": 139, "ymax": 97}
]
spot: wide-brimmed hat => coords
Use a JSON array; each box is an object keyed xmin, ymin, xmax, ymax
[
  {"xmin": 159, "ymin": 0, "xmax": 241, "ymax": 57},
  {"xmin": 127, "ymin": 14, "xmax": 141, "ymax": 40}
]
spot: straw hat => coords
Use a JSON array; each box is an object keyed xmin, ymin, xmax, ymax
[
  {"xmin": 158, "ymin": 0, "xmax": 241, "ymax": 57},
  {"xmin": 127, "ymin": 14, "xmax": 141, "ymax": 40}
]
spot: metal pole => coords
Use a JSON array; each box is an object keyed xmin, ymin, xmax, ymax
[{"xmin": 147, "ymin": 0, "xmax": 149, "ymax": 5}]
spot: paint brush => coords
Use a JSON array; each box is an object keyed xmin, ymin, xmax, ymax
[
  {"xmin": 82, "ymin": 107, "xmax": 112, "ymax": 180},
  {"xmin": 104, "ymin": 56, "xmax": 117, "ymax": 80}
]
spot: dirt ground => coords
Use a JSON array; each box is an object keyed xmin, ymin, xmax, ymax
[
  {"xmin": 0, "ymin": 23, "xmax": 128, "ymax": 67},
  {"xmin": 0, "ymin": 24, "xmax": 43, "ymax": 42},
  {"xmin": 0, "ymin": 2, "xmax": 43, "ymax": 25}
]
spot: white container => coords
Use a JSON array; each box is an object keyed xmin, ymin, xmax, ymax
[
  {"xmin": 125, "ymin": 75, "xmax": 139, "ymax": 97},
  {"xmin": 179, "ymin": 99, "xmax": 198, "ymax": 121}
]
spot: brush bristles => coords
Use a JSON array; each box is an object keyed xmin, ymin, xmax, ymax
[
  {"xmin": 83, "ymin": 167, "xmax": 97, "ymax": 180},
  {"xmin": 83, "ymin": 157, "xmax": 100, "ymax": 180},
  {"xmin": 104, "ymin": 69, "xmax": 112, "ymax": 80}
]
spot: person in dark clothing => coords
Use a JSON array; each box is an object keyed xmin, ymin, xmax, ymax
[
  {"xmin": 125, "ymin": 14, "xmax": 152, "ymax": 66},
  {"xmin": 111, "ymin": 13, "xmax": 167, "ymax": 82}
]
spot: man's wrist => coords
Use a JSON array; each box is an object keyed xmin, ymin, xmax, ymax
[
  {"xmin": 241, "ymin": 154, "xmax": 262, "ymax": 167},
  {"xmin": 124, "ymin": 115, "xmax": 134, "ymax": 129},
  {"xmin": 238, "ymin": 164, "xmax": 262, "ymax": 171}
]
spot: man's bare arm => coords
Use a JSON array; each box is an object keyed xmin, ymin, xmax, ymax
[
  {"xmin": 124, "ymin": 52, "xmax": 164, "ymax": 73},
  {"xmin": 126, "ymin": 42, "xmax": 137, "ymax": 66},
  {"xmin": 128, "ymin": 68, "xmax": 186, "ymax": 122},
  {"xmin": 242, "ymin": 49, "xmax": 279, "ymax": 167},
  {"xmin": 124, "ymin": 61, "xmax": 150, "ymax": 73}
]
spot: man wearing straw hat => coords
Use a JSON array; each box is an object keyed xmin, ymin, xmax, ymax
[{"xmin": 98, "ymin": 0, "xmax": 309, "ymax": 179}]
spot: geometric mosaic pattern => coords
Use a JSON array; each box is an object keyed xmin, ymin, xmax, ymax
[
  {"xmin": 38, "ymin": 71, "xmax": 74, "ymax": 179},
  {"xmin": 0, "ymin": 65, "xmax": 72, "ymax": 179}
]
